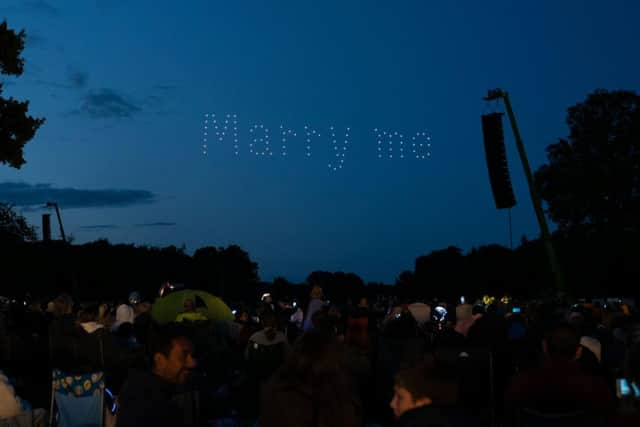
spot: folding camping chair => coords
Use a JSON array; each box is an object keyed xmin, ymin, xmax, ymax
[{"xmin": 49, "ymin": 369, "xmax": 105, "ymax": 427}]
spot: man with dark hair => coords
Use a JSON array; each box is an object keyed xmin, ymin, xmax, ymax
[
  {"xmin": 116, "ymin": 325, "xmax": 196, "ymax": 427},
  {"xmin": 506, "ymin": 323, "xmax": 613, "ymax": 415},
  {"xmin": 390, "ymin": 360, "xmax": 467, "ymax": 426}
]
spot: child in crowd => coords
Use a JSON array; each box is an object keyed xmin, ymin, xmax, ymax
[{"xmin": 390, "ymin": 361, "xmax": 466, "ymax": 427}]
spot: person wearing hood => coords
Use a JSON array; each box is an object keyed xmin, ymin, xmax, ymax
[{"xmin": 70, "ymin": 304, "xmax": 114, "ymax": 374}]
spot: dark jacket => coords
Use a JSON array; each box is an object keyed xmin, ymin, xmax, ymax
[
  {"xmin": 505, "ymin": 358, "xmax": 614, "ymax": 413},
  {"xmin": 116, "ymin": 369, "xmax": 182, "ymax": 427},
  {"xmin": 396, "ymin": 405, "xmax": 471, "ymax": 427},
  {"xmin": 261, "ymin": 378, "xmax": 362, "ymax": 427}
]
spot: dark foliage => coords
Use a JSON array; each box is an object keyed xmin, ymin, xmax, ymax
[
  {"xmin": 0, "ymin": 20, "xmax": 45, "ymax": 169},
  {"xmin": 0, "ymin": 238, "xmax": 259, "ymax": 301},
  {"xmin": 0, "ymin": 202, "xmax": 37, "ymax": 241},
  {"xmin": 535, "ymin": 89, "xmax": 640, "ymax": 232}
]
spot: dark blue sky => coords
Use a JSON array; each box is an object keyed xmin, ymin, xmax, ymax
[{"xmin": 1, "ymin": 0, "xmax": 638, "ymax": 283}]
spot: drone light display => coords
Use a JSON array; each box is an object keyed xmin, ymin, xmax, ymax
[{"xmin": 202, "ymin": 113, "xmax": 431, "ymax": 171}]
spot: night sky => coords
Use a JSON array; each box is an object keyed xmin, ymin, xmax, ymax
[{"xmin": 1, "ymin": 0, "xmax": 638, "ymax": 283}]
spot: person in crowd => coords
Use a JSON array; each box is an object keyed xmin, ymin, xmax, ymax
[
  {"xmin": 0, "ymin": 370, "xmax": 46, "ymax": 426},
  {"xmin": 69, "ymin": 304, "xmax": 116, "ymax": 374},
  {"xmin": 345, "ymin": 298, "xmax": 372, "ymax": 354},
  {"xmin": 245, "ymin": 310, "xmax": 289, "ymax": 359},
  {"xmin": 505, "ymin": 322, "xmax": 614, "ymax": 415},
  {"xmin": 0, "ymin": 370, "xmax": 22, "ymax": 420},
  {"xmin": 261, "ymin": 329, "xmax": 362, "ymax": 427},
  {"xmin": 258, "ymin": 293, "xmax": 275, "ymax": 315},
  {"xmin": 390, "ymin": 360, "xmax": 466, "ymax": 427},
  {"xmin": 48, "ymin": 294, "xmax": 75, "ymax": 343},
  {"xmin": 608, "ymin": 319, "xmax": 640, "ymax": 426},
  {"xmin": 98, "ymin": 303, "xmax": 115, "ymax": 330},
  {"xmin": 111, "ymin": 304, "xmax": 134, "ymax": 334},
  {"xmin": 407, "ymin": 302, "xmax": 431, "ymax": 330},
  {"xmin": 132, "ymin": 301, "xmax": 152, "ymax": 344},
  {"xmin": 239, "ymin": 311, "xmax": 290, "ymax": 422},
  {"xmin": 175, "ymin": 298, "xmax": 208, "ymax": 322},
  {"xmin": 77, "ymin": 304, "xmax": 105, "ymax": 334},
  {"xmin": 303, "ymin": 285, "xmax": 325, "ymax": 331},
  {"xmin": 116, "ymin": 325, "xmax": 197, "ymax": 427},
  {"xmin": 111, "ymin": 304, "xmax": 139, "ymax": 353},
  {"xmin": 231, "ymin": 307, "xmax": 255, "ymax": 350},
  {"xmin": 436, "ymin": 304, "xmax": 475, "ymax": 348}
]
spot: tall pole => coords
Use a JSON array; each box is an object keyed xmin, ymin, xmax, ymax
[
  {"xmin": 54, "ymin": 204, "xmax": 67, "ymax": 243},
  {"xmin": 46, "ymin": 202, "xmax": 67, "ymax": 243},
  {"xmin": 508, "ymin": 208, "xmax": 513, "ymax": 250},
  {"xmin": 485, "ymin": 89, "xmax": 565, "ymax": 293}
]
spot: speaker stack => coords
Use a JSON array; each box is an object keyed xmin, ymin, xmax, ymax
[{"xmin": 481, "ymin": 113, "xmax": 516, "ymax": 209}]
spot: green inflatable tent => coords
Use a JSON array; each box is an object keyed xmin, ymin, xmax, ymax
[{"xmin": 151, "ymin": 289, "xmax": 234, "ymax": 324}]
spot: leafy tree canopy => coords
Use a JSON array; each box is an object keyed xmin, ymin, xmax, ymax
[
  {"xmin": 535, "ymin": 89, "xmax": 640, "ymax": 232},
  {"xmin": 0, "ymin": 202, "xmax": 37, "ymax": 241},
  {"xmin": 0, "ymin": 20, "xmax": 45, "ymax": 168}
]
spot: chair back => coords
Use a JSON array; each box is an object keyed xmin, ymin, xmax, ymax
[{"xmin": 49, "ymin": 369, "xmax": 105, "ymax": 427}]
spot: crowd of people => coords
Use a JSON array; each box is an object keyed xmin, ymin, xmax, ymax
[{"xmin": 0, "ymin": 285, "xmax": 639, "ymax": 427}]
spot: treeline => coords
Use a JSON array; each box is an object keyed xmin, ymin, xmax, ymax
[
  {"xmin": 1, "ymin": 227, "xmax": 637, "ymax": 303},
  {"xmin": 0, "ymin": 238, "xmax": 258, "ymax": 301},
  {"xmin": 396, "ymin": 228, "xmax": 639, "ymax": 301}
]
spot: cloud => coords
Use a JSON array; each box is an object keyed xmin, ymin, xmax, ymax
[
  {"xmin": 0, "ymin": 1, "xmax": 59, "ymax": 16},
  {"xmin": 25, "ymin": 32, "xmax": 46, "ymax": 48},
  {"xmin": 0, "ymin": 182, "xmax": 155, "ymax": 209},
  {"xmin": 152, "ymin": 84, "xmax": 178, "ymax": 91},
  {"xmin": 27, "ymin": 1, "xmax": 58, "ymax": 15},
  {"xmin": 73, "ymin": 88, "xmax": 142, "ymax": 119},
  {"xmin": 69, "ymin": 71, "xmax": 89, "ymax": 89},
  {"xmin": 34, "ymin": 79, "xmax": 70, "ymax": 90},
  {"xmin": 135, "ymin": 222, "xmax": 177, "ymax": 228},
  {"xmin": 33, "ymin": 69, "xmax": 89, "ymax": 91},
  {"xmin": 79, "ymin": 224, "xmax": 118, "ymax": 230}
]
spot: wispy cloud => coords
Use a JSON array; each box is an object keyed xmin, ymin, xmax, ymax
[
  {"xmin": 69, "ymin": 70, "xmax": 89, "ymax": 89},
  {"xmin": 33, "ymin": 68, "xmax": 88, "ymax": 91},
  {"xmin": 152, "ymin": 84, "xmax": 178, "ymax": 91},
  {"xmin": 71, "ymin": 88, "xmax": 142, "ymax": 119},
  {"xmin": 27, "ymin": 1, "xmax": 58, "ymax": 15},
  {"xmin": 34, "ymin": 79, "xmax": 70, "ymax": 90},
  {"xmin": 135, "ymin": 222, "xmax": 177, "ymax": 228},
  {"xmin": 25, "ymin": 32, "xmax": 46, "ymax": 48},
  {"xmin": 0, "ymin": 182, "xmax": 155, "ymax": 209},
  {"xmin": 79, "ymin": 224, "xmax": 118, "ymax": 230},
  {"xmin": 0, "ymin": 1, "xmax": 59, "ymax": 16}
]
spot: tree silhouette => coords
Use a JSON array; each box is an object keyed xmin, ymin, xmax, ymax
[
  {"xmin": 414, "ymin": 246, "xmax": 465, "ymax": 299},
  {"xmin": 535, "ymin": 89, "xmax": 640, "ymax": 232},
  {"xmin": 0, "ymin": 202, "xmax": 36, "ymax": 241},
  {"xmin": 192, "ymin": 245, "xmax": 259, "ymax": 298},
  {"xmin": 0, "ymin": 20, "xmax": 45, "ymax": 168},
  {"xmin": 395, "ymin": 270, "xmax": 415, "ymax": 287},
  {"xmin": 305, "ymin": 270, "xmax": 365, "ymax": 303}
]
